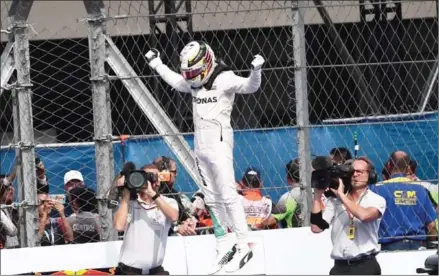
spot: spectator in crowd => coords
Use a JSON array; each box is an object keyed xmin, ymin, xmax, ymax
[
  {"xmin": 407, "ymin": 159, "xmax": 438, "ymax": 195},
  {"xmin": 5, "ymin": 157, "xmax": 49, "ymax": 201},
  {"xmin": 330, "ymin": 147, "xmax": 353, "ymax": 165},
  {"xmin": 190, "ymin": 190, "xmax": 214, "ymax": 235},
  {"xmin": 0, "ymin": 175, "xmax": 18, "ymax": 249},
  {"xmin": 381, "ymin": 166, "xmax": 390, "ymax": 181},
  {"xmin": 38, "ymin": 194, "xmax": 73, "ymax": 246},
  {"xmin": 1, "ymin": 161, "xmax": 17, "ymax": 186},
  {"xmin": 67, "ymin": 187, "xmax": 101, "ymax": 244},
  {"xmin": 371, "ymin": 151, "xmax": 437, "ymax": 251},
  {"xmin": 381, "ymin": 154, "xmax": 438, "ymax": 213},
  {"xmin": 63, "ymin": 170, "xmax": 90, "ymax": 217},
  {"xmin": 237, "ymin": 167, "xmax": 273, "ymax": 230},
  {"xmin": 406, "ymin": 158, "xmax": 438, "ymax": 231},
  {"xmin": 152, "ymin": 156, "xmax": 196, "ymax": 236},
  {"xmin": 269, "ymin": 159, "xmax": 305, "ymax": 229},
  {"xmin": 64, "ymin": 170, "xmax": 86, "ymax": 193}
]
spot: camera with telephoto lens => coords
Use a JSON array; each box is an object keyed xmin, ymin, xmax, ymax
[
  {"xmin": 311, "ymin": 156, "xmax": 354, "ymax": 197},
  {"xmin": 124, "ymin": 170, "xmax": 159, "ymax": 191}
]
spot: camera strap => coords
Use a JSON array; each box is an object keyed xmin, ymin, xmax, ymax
[{"xmin": 136, "ymin": 197, "xmax": 157, "ymax": 210}]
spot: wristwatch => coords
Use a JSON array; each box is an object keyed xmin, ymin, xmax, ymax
[{"xmin": 152, "ymin": 193, "xmax": 160, "ymax": 201}]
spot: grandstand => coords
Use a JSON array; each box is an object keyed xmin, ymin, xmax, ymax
[{"xmin": 0, "ymin": 0, "xmax": 438, "ymax": 275}]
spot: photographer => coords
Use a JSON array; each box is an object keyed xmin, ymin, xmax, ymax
[
  {"xmin": 152, "ymin": 156, "xmax": 196, "ymax": 236},
  {"xmin": 113, "ymin": 164, "xmax": 179, "ymax": 275},
  {"xmin": 310, "ymin": 157, "xmax": 386, "ymax": 275}
]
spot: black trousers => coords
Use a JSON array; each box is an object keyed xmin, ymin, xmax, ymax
[
  {"xmin": 115, "ymin": 262, "xmax": 170, "ymax": 275},
  {"xmin": 330, "ymin": 256, "xmax": 381, "ymax": 275}
]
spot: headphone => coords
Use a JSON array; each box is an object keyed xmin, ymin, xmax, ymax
[{"xmin": 355, "ymin": 156, "xmax": 377, "ymax": 185}]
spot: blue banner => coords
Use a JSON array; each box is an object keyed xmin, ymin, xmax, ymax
[{"xmin": 1, "ymin": 113, "xmax": 437, "ymax": 203}]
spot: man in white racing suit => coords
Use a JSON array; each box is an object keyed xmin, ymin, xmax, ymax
[{"xmin": 145, "ymin": 41, "xmax": 264, "ymax": 274}]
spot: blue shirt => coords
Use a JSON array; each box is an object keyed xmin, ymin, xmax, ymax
[{"xmin": 371, "ymin": 174, "xmax": 437, "ymax": 243}]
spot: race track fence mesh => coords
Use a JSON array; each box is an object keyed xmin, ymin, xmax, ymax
[{"xmin": 0, "ymin": 0, "xmax": 438, "ymax": 248}]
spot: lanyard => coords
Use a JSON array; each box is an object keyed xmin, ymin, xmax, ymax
[{"xmin": 347, "ymin": 188, "xmax": 368, "ymax": 223}]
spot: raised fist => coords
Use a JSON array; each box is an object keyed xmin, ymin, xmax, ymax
[
  {"xmin": 251, "ymin": 54, "xmax": 265, "ymax": 71},
  {"xmin": 145, "ymin": 49, "xmax": 163, "ymax": 70}
]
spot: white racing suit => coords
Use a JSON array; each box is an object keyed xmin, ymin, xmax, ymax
[{"xmin": 154, "ymin": 62, "xmax": 262, "ymax": 252}]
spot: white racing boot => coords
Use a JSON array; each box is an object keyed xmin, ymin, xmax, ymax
[
  {"xmin": 209, "ymin": 234, "xmax": 237, "ymax": 275},
  {"xmin": 224, "ymin": 243, "xmax": 253, "ymax": 273}
]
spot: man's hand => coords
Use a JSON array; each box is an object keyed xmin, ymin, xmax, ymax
[
  {"xmin": 251, "ymin": 54, "xmax": 265, "ymax": 71},
  {"xmin": 145, "ymin": 181, "xmax": 157, "ymax": 198},
  {"xmin": 43, "ymin": 200, "xmax": 55, "ymax": 214},
  {"xmin": 192, "ymin": 194, "xmax": 206, "ymax": 210},
  {"xmin": 177, "ymin": 219, "xmax": 197, "ymax": 236},
  {"xmin": 145, "ymin": 49, "xmax": 163, "ymax": 70},
  {"xmin": 121, "ymin": 186, "xmax": 131, "ymax": 201},
  {"xmin": 330, "ymin": 178, "xmax": 344, "ymax": 199},
  {"xmin": 36, "ymin": 160, "xmax": 46, "ymax": 180},
  {"xmin": 54, "ymin": 201, "xmax": 66, "ymax": 217},
  {"xmin": 116, "ymin": 175, "xmax": 125, "ymax": 187},
  {"xmin": 116, "ymin": 175, "xmax": 131, "ymax": 201},
  {"xmin": 313, "ymin": 188, "xmax": 325, "ymax": 196}
]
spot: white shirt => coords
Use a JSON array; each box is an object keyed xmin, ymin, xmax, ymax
[
  {"xmin": 119, "ymin": 196, "xmax": 178, "ymax": 273},
  {"xmin": 241, "ymin": 194, "xmax": 272, "ymax": 226},
  {"xmin": 323, "ymin": 189, "xmax": 386, "ymax": 260},
  {"xmin": 277, "ymin": 187, "xmax": 303, "ymax": 211}
]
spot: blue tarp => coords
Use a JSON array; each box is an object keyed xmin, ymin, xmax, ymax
[{"xmin": 1, "ymin": 113, "xmax": 437, "ymax": 203}]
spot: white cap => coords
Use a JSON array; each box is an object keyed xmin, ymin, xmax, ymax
[{"xmin": 64, "ymin": 170, "xmax": 84, "ymax": 184}]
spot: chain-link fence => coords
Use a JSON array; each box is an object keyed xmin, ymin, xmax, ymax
[{"xmin": 0, "ymin": 0, "xmax": 438, "ymax": 249}]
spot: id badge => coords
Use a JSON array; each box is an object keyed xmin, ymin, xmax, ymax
[{"xmin": 348, "ymin": 225, "xmax": 355, "ymax": 240}]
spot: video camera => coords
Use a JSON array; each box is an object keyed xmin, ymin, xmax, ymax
[{"xmin": 311, "ymin": 156, "xmax": 354, "ymax": 197}]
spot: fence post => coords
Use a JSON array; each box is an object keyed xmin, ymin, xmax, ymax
[
  {"xmin": 10, "ymin": 0, "xmax": 39, "ymax": 247},
  {"xmin": 292, "ymin": 0, "xmax": 312, "ymax": 226},
  {"xmin": 11, "ymin": 87, "xmax": 27, "ymax": 248},
  {"xmin": 84, "ymin": 0, "xmax": 117, "ymax": 241}
]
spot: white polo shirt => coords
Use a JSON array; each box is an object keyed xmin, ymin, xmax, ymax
[
  {"xmin": 323, "ymin": 189, "xmax": 386, "ymax": 260},
  {"xmin": 119, "ymin": 196, "xmax": 178, "ymax": 273}
]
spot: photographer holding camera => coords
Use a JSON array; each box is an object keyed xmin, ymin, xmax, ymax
[
  {"xmin": 310, "ymin": 157, "xmax": 386, "ymax": 275},
  {"xmin": 152, "ymin": 156, "xmax": 197, "ymax": 236},
  {"xmin": 113, "ymin": 164, "xmax": 179, "ymax": 275}
]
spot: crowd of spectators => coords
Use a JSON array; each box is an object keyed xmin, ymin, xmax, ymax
[{"xmin": 0, "ymin": 147, "xmax": 437, "ymax": 252}]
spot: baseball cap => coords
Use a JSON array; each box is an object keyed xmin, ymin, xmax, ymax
[
  {"xmin": 242, "ymin": 167, "xmax": 262, "ymax": 188},
  {"xmin": 64, "ymin": 170, "xmax": 84, "ymax": 184}
]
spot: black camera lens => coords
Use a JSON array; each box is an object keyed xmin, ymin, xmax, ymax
[{"xmin": 127, "ymin": 171, "xmax": 146, "ymax": 189}]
